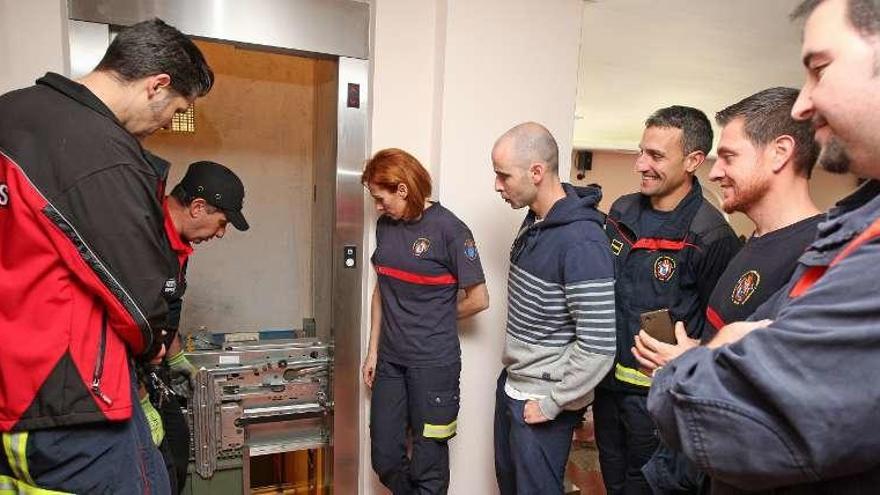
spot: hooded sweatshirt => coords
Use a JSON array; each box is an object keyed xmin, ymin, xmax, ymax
[{"xmin": 502, "ymin": 183, "xmax": 616, "ymax": 419}]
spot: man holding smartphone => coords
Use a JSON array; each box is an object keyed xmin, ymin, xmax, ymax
[
  {"xmin": 633, "ymin": 87, "xmax": 823, "ymax": 493},
  {"xmin": 596, "ymin": 106, "xmax": 741, "ymax": 495},
  {"xmin": 634, "ymin": 88, "xmax": 822, "ymax": 372}
]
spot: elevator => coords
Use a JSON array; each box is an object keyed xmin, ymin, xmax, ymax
[{"xmin": 66, "ymin": 1, "xmax": 370, "ymax": 493}]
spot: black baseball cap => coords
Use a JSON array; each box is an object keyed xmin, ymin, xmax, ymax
[{"xmin": 178, "ymin": 161, "xmax": 249, "ymax": 231}]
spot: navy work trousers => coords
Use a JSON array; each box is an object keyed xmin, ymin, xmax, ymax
[
  {"xmin": 0, "ymin": 368, "xmax": 170, "ymax": 494},
  {"xmin": 493, "ymin": 370, "xmax": 585, "ymax": 495},
  {"xmin": 593, "ymin": 387, "xmax": 658, "ymax": 495},
  {"xmin": 370, "ymin": 359, "xmax": 461, "ymax": 495}
]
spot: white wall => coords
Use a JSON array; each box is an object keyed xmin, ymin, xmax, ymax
[
  {"xmin": 574, "ymin": 0, "xmax": 805, "ymax": 151},
  {"xmin": 369, "ymin": 0, "xmax": 445, "ymax": 178},
  {"xmin": 0, "ymin": 0, "xmax": 68, "ymax": 93},
  {"xmin": 367, "ymin": 0, "xmax": 584, "ymax": 493}
]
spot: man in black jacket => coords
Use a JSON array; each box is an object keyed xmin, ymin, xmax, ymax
[
  {"xmin": 596, "ymin": 106, "xmax": 741, "ymax": 495},
  {"xmin": 142, "ymin": 160, "xmax": 249, "ymax": 494},
  {"xmin": 0, "ymin": 19, "xmax": 213, "ymax": 494}
]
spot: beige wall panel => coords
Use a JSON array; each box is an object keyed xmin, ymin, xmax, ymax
[
  {"xmin": 0, "ymin": 0, "xmax": 68, "ymax": 93},
  {"xmin": 145, "ymin": 40, "xmax": 316, "ymax": 334}
]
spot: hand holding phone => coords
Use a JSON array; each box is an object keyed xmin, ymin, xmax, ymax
[{"xmin": 639, "ymin": 308, "xmax": 677, "ymax": 345}]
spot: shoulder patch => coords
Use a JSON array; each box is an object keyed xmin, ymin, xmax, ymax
[
  {"xmin": 610, "ymin": 238, "xmax": 624, "ymax": 256},
  {"xmin": 464, "ymin": 238, "xmax": 478, "ymax": 261},
  {"xmin": 731, "ymin": 270, "xmax": 760, "ymax": 305},
  {"xmin": 653, "ymin": 255, "xmax": 676, "ymax": 282},
  {"xmin": 412, "ymin": 237, "xmax": 431, "ymax": 257}
]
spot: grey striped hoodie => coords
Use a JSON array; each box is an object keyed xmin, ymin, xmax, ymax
[{"xmin": 502, "ymin": 184, "xmax": 616, "ymax": 419}]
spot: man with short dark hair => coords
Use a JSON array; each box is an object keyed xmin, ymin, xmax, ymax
[
  {"xmin": 634, "ymin": 87, "xmax": 823, "ymax": 493},
  {"xmin": 647, "ymin": 0, "xmax": 880, "ymax": 491},
  {"xmin": 492, "ymin": 122, "xmax": 616, "ymax": 494},
  {"xmin": 635, "ymin": 87, "xmax": 821, "ymax": 365},
  {"xmin": 0, "ymin": 18, "xmax": 213, "ymax": 494},
  {"xmin": 595, "ymin": 106, "xmax": 740, "ymax": 494}
]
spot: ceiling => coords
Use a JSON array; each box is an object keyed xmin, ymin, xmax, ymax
[{"xmin": 573, "ymin": 0, "xmax": 805, "ymax": 151}]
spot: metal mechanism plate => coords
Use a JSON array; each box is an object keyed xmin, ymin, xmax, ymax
[{"xmin": 188, "ymin": 338, "xmax": 333, "ymax": 479}]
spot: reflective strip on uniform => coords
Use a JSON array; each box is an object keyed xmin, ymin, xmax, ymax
[
  {"xmin": 423, "ymin": 420, "xmax": 457, "ymax": 439},
  {"xmin": 2, "ymin": 432, "xmax": 35, "ymax": 485},
  {"xmin": 614, "ymin": 363, "xmax": 652, "ymax": 388},
  {"xmin": 0, "ymin": 475, "xmax": 72, "ymax": 495}
]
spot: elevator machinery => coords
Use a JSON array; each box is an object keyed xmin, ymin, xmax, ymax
[{"xmin": 66, "ymin": 1, "xmax": 370, "ymax": 493}]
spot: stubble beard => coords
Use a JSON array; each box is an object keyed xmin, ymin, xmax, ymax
[{"xmin": 818, "ymin": 138, "xmax": 851, "ymax": 175}]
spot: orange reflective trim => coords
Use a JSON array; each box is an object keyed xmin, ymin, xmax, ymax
[
  {"xmin": 789, "ymin": 266, "xmax": 827, "ymax": 298},
  {"xmin": 790, "ymin": 217, "xmax": 880, "ymax": 299}
]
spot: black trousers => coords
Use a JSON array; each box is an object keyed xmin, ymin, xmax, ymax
[
  {"xmin": 593, "ymin": 388, "xmax": 658, "ymax": 495},
  {"xmin": 159, "ymin": 395, "xmax": 190, "ymax": 495},
  {"xmin": 370, "ymin": 360, "xmax": 460, "ymax": 495}
]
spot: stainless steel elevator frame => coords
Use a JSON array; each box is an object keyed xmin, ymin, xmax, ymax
[{"xmin": 67, "ymin": 1, "xmax": 370, "ymax": 493}]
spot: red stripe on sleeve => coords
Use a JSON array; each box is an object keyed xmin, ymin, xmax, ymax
[{"xmin": 706, "ymin": 306, "xmax": 726, "ymax": 331}]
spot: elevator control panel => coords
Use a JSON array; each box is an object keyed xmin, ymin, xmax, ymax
[{"xmin": 343, "ymin": 245, "xmax": 357, "ymax": 268}]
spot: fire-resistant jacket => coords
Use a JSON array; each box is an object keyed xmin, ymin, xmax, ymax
[
  {"xmin": 648, "ymin": 180, "xmax": 880, "ymax": 493},
  {"xmin": 0, "ymin": 73, "xmax": 177, "ymax": 431},
  {"xmin": 603, "ymin": 179, "xmax": 740, "ymax": 393}
]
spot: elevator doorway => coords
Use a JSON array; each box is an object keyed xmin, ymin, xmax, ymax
[{"xmin": 67, "ymin": 1, "xmax": 370, "ymax": 492}]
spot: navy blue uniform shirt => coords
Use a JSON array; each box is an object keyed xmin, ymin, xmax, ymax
[
  {"xmin": 371, "ymin": 202, "xmax": 485, "ymax": 367},
  {"xmin": 703, "ymin": 214, "xmax": 821, "ymax": 337}
]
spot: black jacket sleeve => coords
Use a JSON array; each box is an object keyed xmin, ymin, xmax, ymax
[{"xmin": 55, "ymin": 162, "xmax": 174, "ymax": 358}]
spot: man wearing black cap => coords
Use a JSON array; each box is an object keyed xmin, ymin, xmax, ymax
[
  {"xmin": 161, "ymin": 160, "xmax": 249, "ymax": 343},
  {"xmin": 141, "ymin": 160, "xmax": 249, "ymax": 493}
]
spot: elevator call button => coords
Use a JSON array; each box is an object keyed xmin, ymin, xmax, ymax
[{"xmin": 344, "ymin": 245, "xmax": 357, "ymax": 268}]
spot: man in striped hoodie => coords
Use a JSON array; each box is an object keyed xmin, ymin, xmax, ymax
[{"xmin": 491, "ymin": 122, "xmax": 616, "ymax": 494}]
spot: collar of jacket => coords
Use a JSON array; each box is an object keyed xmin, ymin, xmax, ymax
[
  {"xmin": 802, "ymin": 179, "xmax": 880, "ymax": 264},
  {"xmin": 37, "ymin": 72, "xmax": 170, "ymax": 181},
  {"xmin": 38, "ymin": 72, "xmax": 121, "ymax": 126},
  {"xmin": 510, "ymin": 183, "xmax": 604, "ymax": 261},
  {"xmin": 615, "ymin": 178, "xmax": 706, "ymax": 240}
]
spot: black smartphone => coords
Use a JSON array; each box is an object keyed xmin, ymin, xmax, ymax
[{"xmin": 639, "ymin": 308, "xmax": 676, "ymax": 344}]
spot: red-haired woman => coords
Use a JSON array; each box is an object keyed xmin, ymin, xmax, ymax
[{"xmin": 362, "ymin": 148, "xmax": 489, "ymax": 494}]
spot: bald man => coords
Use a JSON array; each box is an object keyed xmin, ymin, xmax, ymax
[{"xmin": 491, "ymin": 122, "xmax": 616, "ymax": 494}]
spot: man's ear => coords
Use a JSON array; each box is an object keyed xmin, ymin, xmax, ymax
[
  {"xmin": 189, "ymin": 198, "xmax": 208, "ymax": 217},
  {"xmin": 769, "ymin": 135, "xmax": 796, "ymax": 174},
  {"xmin": 147, "ymin": 73, "xmax": 172, "ymax": 99},
  {"xmin": 529, "ymin": 162, "xmax": 546, "ymax": 184},
  {"xmin": 684, "ymin": 151, "xmax": 706, "ymax": 174}
]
